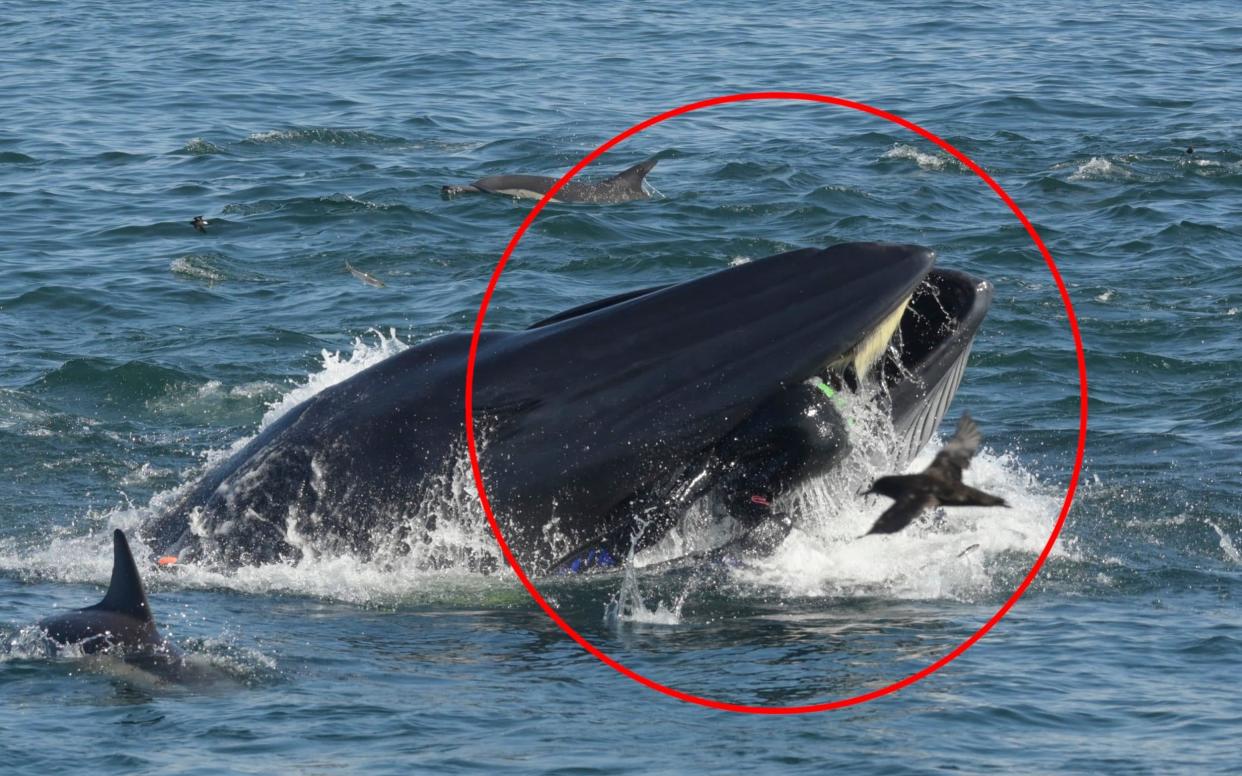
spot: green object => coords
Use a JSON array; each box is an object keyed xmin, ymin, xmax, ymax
[{"xmin": 812, "ymin": 377, "xmax": 854, "ymax": 426}]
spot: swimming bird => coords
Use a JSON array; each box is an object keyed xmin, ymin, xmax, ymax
[
  {"xmin": 191, "ymin": 215, "xmax": 208, "ymax": 233},
  {"xmin": 863, "ymin": 412, "xmax": 1007, "ymax": 535}
]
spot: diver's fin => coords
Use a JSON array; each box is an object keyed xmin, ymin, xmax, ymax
[
  {"xmin": 92, "ymin": 529, "xmax": 153, "ymax": 622},
  {"xmin": 613, "ymin": 156, "xmax": 659, "ymax": 186}
]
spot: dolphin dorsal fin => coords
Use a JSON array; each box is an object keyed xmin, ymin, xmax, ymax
[
  {"xmin": 613, "ymin": 156, "xmax": 659, "ymax": 186},
  {"xmin": 93, "ymin": 530, "xmax": 153, "ymax": 622}
]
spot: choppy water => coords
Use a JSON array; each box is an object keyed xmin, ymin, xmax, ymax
[{"xmin": 2, "ymin": 0, "xmax": 1240, "ymax": 772}]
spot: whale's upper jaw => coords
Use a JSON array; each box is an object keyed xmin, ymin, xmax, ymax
[{"xmin": 505, "ymin": 241, "xmax": 936, "ymax": 400}]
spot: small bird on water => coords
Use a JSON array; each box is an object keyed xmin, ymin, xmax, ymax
[
  {"xmin": 191, "ymin": 215, "xmax": 208, "ymax": 233},
  {"xmin": 863, "ymin": 412, "xmax": 1008, "ymax": 535}
]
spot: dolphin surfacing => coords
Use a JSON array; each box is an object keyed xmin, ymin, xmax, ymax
[
  {"xmin": 442, "ymin": 157, "xmax": 658, "ymax": 204},
  {"xmin": 38, "ymin": 530, "xmax": 186, "ymax": 673},
  {"xmin": 141, "ymin": 242, "xmax": 992, "ymax": 575}
]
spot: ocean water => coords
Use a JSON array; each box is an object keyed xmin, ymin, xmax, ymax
[{"xmin": 2, "ymin": 0, "xmax": 1240, "ymax": 771}]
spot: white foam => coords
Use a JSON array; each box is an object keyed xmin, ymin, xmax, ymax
[
  {"xmin": 120, "ymin": 462, "xmax": 174, "ymax": 487},
  {"xmin": 0, "ymin": 331, "xmax": 514, "ymax": 606},
  {"xmin": 1207, "ymin": 520, "xmax": 1240, "ymax": 564},
  {"xmin": 258, "ymin": 329, "xmax": 407, "ymax": 431},
  {"xmin": 882, "ymin": 144, "xmax": 962, "ymax": 172},
  {"xmin": 735, "ymin": 444, "xmax": 1062, "ymax": 602},
  {"xmin": 612, "ymin": 398, "xmax": 1061, "ymax": 611},
  {"xmin": 170, "ymin": 256, "xmax": 227, "ymax": 282},
  {"xmin": 1069, "ymin": 156, "xmax": 1135, "ymax": 182}
]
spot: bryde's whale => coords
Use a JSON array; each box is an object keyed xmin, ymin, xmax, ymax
[
  {"xmin": 441, "ymin": 157, "xmax": 658, "ymax": 204},
  {"xmin": 141, "ymin": 242, "xmax": 992, "ymax": 575}
]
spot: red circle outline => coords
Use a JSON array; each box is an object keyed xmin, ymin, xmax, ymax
[{"xmin": 464, "ymin": 92, "xmax": 1088, "ymax": 714}]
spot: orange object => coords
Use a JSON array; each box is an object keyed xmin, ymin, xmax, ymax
[{"xmin": 157, "ymin": 555, "xmax": 178, "ymax": 566}]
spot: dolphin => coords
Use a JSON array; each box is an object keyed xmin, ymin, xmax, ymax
[
  {"xmin": 141, "ymin": 242, "xmax": 992, "ymax": 575},
  {"xmin": 441, "ymin": 157, "xmax": 658, "ymax": 204},
  {"xmin": 39, "ymin": 530, "xmax": 182, "ymax": 668}
]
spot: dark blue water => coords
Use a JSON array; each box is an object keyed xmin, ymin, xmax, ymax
[{"xmin": 3, "ymin": 0, "xmax": 1240, "ymax": 772}]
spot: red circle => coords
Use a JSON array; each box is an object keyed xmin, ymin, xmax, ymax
[{"xmin": 464, "ymin": 92, "xmax": 1089, "ymax": 714}]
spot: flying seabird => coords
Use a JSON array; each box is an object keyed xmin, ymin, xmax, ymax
[{"xmin": 863, "ymin": 412, "xmax": 1008, "ymax": 535}]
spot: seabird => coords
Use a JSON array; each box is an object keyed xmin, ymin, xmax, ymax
[{"xmin": 863, "ymin": 412, "xmax": 1008, "ymax": 535}]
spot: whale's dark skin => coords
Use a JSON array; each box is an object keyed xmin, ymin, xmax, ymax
[
  {"xmin": 441, "ymin": 157, "xmax": 658, "ymax": 204},
  {"xmin": 141, "ymin": 242, "xmax": 992, "ymax": 575}
]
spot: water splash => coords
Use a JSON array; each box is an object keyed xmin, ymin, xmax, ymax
[
  {"xmin": 605, "ymin": 518, "xmax": 693, "ymax": 627},
  {"xmin": 1207, "ymin": 520, "xmax": 1241, "ymax": 564},
  {"xmin": 881, "ymin": 144, "xmax": 964, "ymax": 172},
  {"xmin": 1068, "ymin": 156, "xmax": 1136, "ymax": 182}
]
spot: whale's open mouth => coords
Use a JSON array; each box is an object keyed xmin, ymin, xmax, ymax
[
  {"xmin": 803, "ymin": 266, "xmax": 990, "ymax": 468},
  {"xmin": 882, "ymin": 269, "xmax": 993, "ymax": 463}
]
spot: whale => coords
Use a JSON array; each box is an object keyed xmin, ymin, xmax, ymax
[
  {"xmin": 441, "ymin": 157, "xmax": 658, "ymax": 204},
  {"xmin": 140, "ymin": 242, "xmax": 993, "ymax": 575}
]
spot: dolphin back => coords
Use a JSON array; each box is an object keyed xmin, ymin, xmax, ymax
[
  {"xmin": 39, "ymin": 530, "xmax": 162, "ymax": 654},
  {"xmin": 610, "ymin": 156, "xmax": 658, "ymax": 188}
]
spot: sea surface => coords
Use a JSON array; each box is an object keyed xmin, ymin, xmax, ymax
[{"xmin": 2, "ymin": 0, "xmax": 1240, "ymax": 772}]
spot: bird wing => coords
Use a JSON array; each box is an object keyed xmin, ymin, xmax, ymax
[
  {"xmin": 866, "ymin": 491, "xmax": 937, "ymax": 535},
  {"xmin": 927, "ymin": 412, "xmax": 982, "ymax": 481},
  {"xmin": 937, "ymin": 482, "xmax": 1007, "ymax": 508}
]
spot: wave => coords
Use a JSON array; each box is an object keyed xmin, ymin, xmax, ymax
[
  {"xmin": 174, "ymin": 137, "xmax": 228, "ymax": 156},
  {"xmin": 169, "ymin": 255, "xmax": 228, "ymax": 282},
  {"xmin": 880, "ymin": 144, "xmax": 966, "ymax": 173},
  {"xmin": 220, "ymin": 193, "xmax": 415, "ymax": 218},
  {"xmin": 1068, "ymin": 156, "xmax": 1136, "ymax": 182},
  {"xmin": 240, "ymin": 127, "xmax": 410, "ymax": 148}
]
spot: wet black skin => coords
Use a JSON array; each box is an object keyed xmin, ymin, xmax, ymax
[
  {"xmin": 141, "ymin": 242, "xmax": 992, "ymax": 575},
  {"xmin": 40, "ymin": 530, "xmax": 179, "ymax": 663}
]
